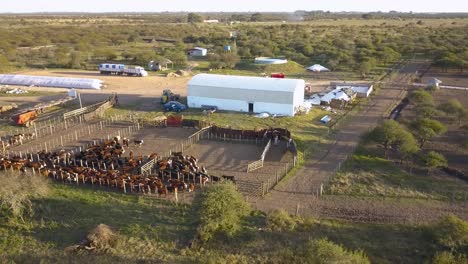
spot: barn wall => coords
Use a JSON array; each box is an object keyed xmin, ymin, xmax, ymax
[
  {"xmin": 188, "ymin": 96, "xmax": 294, "ymax": 116},
  {"xmin": 188, "ymin": 85, "xmax": 293, "ymax": 104}
]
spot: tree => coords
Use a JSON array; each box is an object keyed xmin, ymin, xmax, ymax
[
  {"xmin": 208, "ymin": 53, "xmax": 240, "ymax": 69},
  {"xmin": 439, "ymin": 99, "xmax": 467, "ymax": 126},
  {"xmin": 187, "ymin": 13, "xmax": 204, "ymax": 23},
  {"xmin": 416, "ymin": 105, "xmax": 440, "ymax": 119},
  {"xmin": 411, "ymin": 118, "xmax": 447, "ymax": 147},
  {"xmin": 94, "ymin": 47, "xmax": 118, "ymax": 61},
  {"xmin": 250, "ymin": 13, "xmax": 264, "ymax": 22},
  {"xmin": 424, "ymin": 151, "xmax": 448, "ymax": 174},
  {"xmin": 410, "ymin": 89, "xmax": 434, "ymax": 106},
  {"xmin": 0, "ymin": 172, "xmax": 49, "ymax": 221},
  {"xmin": 194, "ymin": 182, "xmax": 250, "ymax": 242},
  {"xmin": 0, "ymin": 54, "xmax": 12, "ymax": 73},
  {"xmin": 357, "ymin": 58, "xmax": 376, "ymax": 78},
  {"xmin": 368, "ymin": 120, "xmax": 418, "ymax": 158},
  {"xmin": 433, "ymin": 214, "xmax": 468, "ymax": 250},
  {"xmin": 133, "ymin": 51, "xmax": 155, "ymax": 66}
]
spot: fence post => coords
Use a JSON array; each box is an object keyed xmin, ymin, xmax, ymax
[{"xmin": 295, "ymin": 203, "xmax": 300, "ymax": 216}]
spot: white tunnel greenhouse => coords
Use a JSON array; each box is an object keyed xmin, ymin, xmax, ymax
[{"xmin": 0, "ymin": 74, "xmax": 103, "ymax": 90}]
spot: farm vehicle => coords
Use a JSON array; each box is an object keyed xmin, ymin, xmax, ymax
[
  {"xmin": 161, "ymin": 89, "xmax": 180, "ymax": 104},
  {"xmin": 99, "ymin": 63, "xmax": 148, "ymax": 77}
]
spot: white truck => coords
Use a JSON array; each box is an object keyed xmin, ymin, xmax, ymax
[{"xmin": 99, "ymin": 63, "xmax": 148, "ymax": 77}]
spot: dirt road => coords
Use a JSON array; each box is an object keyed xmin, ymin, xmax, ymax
[{"xmin": 252, "ymin": 60, "xmax": 468, "ymax": 223}]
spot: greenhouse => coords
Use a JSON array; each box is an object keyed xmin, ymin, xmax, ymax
[{"xmin": 0, "ymin": 74, "xmax": 103, "ymax": 90}]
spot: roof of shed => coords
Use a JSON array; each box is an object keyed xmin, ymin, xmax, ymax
[{"xmin": 188, "ymin": 74, "xmax": 304, "ymax": 93}]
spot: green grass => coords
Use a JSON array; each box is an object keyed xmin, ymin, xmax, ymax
[
  {"xmin": 0, "ymin": 183, "xmax": 441, "ymax": 263},
  {"xmin": 327, "ymin": 153, "xmax": 468, "ymax": 201}
]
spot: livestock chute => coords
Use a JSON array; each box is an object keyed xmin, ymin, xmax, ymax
[{"xmin": 0, "ymin": 74, "xmax": 103, "ymax": 90}]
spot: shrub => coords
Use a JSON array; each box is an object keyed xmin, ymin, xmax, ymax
[
  {"xmin": 432, "ymin": 251, "xmax": 468, "ymax": 264},
  {"xmin": 0, "ymin": 171, "xmax": 49, "ymax": 221},
  {"xmin": 301, "ymin": 238, "xmax": 370, "ymax": 264},
  {"xmin": 433, "ymin": 214, "xmax": 468, "ymax": 250},
  {"xmin": 86, "ymin": 224, "xmax": 117, "ymax": 250},
  {"xmin": 195, "ymin": 182, "xmax": 250, "ymax": 242},
  {"xmin": 266, "ymin": 209, "xmax": 297, "ymax": 231}
]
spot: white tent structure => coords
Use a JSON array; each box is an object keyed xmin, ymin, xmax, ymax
[
  {"xmin": 320, "ymin": 88, "xmax": 353, "ymax": 104},
  {"xmin": 0, "ymin": 74, "xmax": 103, "ymax": 90},
  {"xmin": 306, "ymin": 64, "xmax": 330, "ymax": 72},
  {"xmin": 188, "ymin": 74, "xmax": 304, "ymax": 116}
]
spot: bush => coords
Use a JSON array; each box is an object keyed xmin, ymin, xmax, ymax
[
  {"xmin": 0, "ymin": 171, "xmax": 49, "ymax": 221},
  {"xmin": 195, "ymin": 182, "xmax": 250, "ymax": 242},
  {"xmin": 301, "ymin": 238, "xmax": 370, "ymax": 264},
  {"xmin": 266, "ymin": 209, "xmax": 297, "ymax": 231},
  {"xmin": 86, "ymin": 224, "xmax": 117, "ymax": 250},
  {"xmin": 432, "ymin": 251, "xmax": 468, "ymax": 264},
  {"xmin": 433, "ymin": 214, "xmax": 468, "ymax": 250}
]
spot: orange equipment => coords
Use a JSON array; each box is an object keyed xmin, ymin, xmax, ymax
[{"xmin": 13, "ymin": 110, "xmax": 38, "ymax": 127}]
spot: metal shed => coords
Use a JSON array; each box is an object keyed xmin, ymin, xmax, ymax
[{"xmin": 187, "ymin": 74, "xmax": 305, "ymax": 116}]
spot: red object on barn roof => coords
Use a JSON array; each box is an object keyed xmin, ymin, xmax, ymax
[{"xmin": 270, "ymin": 73, "xmax": 285, "ymax": 78}]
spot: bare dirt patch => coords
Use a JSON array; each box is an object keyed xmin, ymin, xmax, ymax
[{"xmin": 14, "ymin": 69, "xmax": 192, "ymax": 106}]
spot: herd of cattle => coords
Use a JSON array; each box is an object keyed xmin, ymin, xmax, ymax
[
  {"xmin": 0, "ymin": 135, "xmax": 213, "ymax": 196},
  {"xmin": 0, "ymin": 126, "xmax": 294, "ymax": 197},
  {"xmin": 0, "ymin": 132, "xmax": 36, "ymax": 148}
]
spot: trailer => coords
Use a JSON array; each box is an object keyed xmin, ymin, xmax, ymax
[
  {"xmin": 99, "ymin": 63, "xmax": 148, "ymax": 77},
  {"xmin": 13, "ymin": 110, "xmax": 38, "ymax": 127},
  {"xmin": 10, "ymin": 95, "xmax": 76, "ymax": 127}
]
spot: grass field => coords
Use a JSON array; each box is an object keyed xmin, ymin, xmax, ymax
[{"xmin": 0, "ymin": 183, "xmax": 442, "ymax": 263}]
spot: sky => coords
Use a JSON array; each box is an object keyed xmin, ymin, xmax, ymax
[{"xmin": 1, "ymin": 0, "xmax": 466, "ymax": 13}]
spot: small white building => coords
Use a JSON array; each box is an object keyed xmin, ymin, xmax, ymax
[
  {"xmin": 187, "ymin": 47, "xmax": 207, "ymax": 57},
  {"xmin": 331, "ymin": 82, "xmax": 373, "ymax": 98},
  {"xmin": 187, "ymin": 74, "xmax": 305, "ymax": 116},
  {"xmin": 204, "ymin": 19, "xmax": 219, "ymax": 23}
]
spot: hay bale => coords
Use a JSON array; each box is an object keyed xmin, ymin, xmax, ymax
[{"xmin": 85, "ymin": 224, "xmax": 117, "ymax": 250}]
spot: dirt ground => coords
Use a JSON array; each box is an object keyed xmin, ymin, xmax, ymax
[
  {"xmin": 123, "ymin": 127, "xmax": 197, "ymax": 158},
  {"xmin": 15, "ymin": 69, "xmax": 192, "ymax": 106},
  {"xmin": 422, "ymin": 67, "xmax": 468, "ymax": 87},
  {"xmin": 184, "ymin": 139, "xmax": 291, "ymax": 183}
]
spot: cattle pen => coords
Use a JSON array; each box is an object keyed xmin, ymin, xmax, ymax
[{"xmin": 2, "ymin": 109, "xmax": 301, "ymax": 199}]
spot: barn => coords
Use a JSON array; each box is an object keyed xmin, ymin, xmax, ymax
[
  {"xmin": 187, "ymin": 74, "xmax": 305, "ymax": 116},
  {"xmin": 187, "ymin": 47, "xmax": 207, "ymax": 57}
]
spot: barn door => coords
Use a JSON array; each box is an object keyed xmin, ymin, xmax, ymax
[{"xmin": 248, "ymin": 103, "xmax": 254, "ymax": 113}]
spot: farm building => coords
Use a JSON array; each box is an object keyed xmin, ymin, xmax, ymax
[
  {"xmin": 428, "ymin": 78, "xmax": 442, "ymax": 88},
  {"xmin": 187, "ymin": 47, "xmax": 207, "ymax": 57},
  {"xmin": 331, "ymin": 82, "xmax": 374, "ymax": 98},
  {"xmin": 320, "ymin": 88, "xmax": 356, "ymax": 108},
  {"xmin": 187, "ymin": 74, "xmax": 305, "ymax": 116}
]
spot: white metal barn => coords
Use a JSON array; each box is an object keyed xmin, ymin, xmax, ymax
[{"xmin": 187, "ymin": 74, "xmax": 305, "ymax": 116}]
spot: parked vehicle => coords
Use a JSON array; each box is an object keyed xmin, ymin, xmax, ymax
[
  {"xmin": 99, "ymin": 63, "xmax": 148, "ymax": 77},
  {"xmin": 163, "ymin": 101, "xmax": 187, "ymax": 113}
]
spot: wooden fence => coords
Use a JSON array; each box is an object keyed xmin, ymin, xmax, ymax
[
  {"xmin": 246, "ymin": 139, "xmax": 272, "ymax": 172},
  {"xmin": 139, "ymin": 126, "xmax": 212, "ymax": 175},
  {"xmin": 261, "ymin": 155, "xmax": 299, "ymax": 196},
  {"xmin": 5, "ymin": 120, "xmax": 140, "ymax": 159}
]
